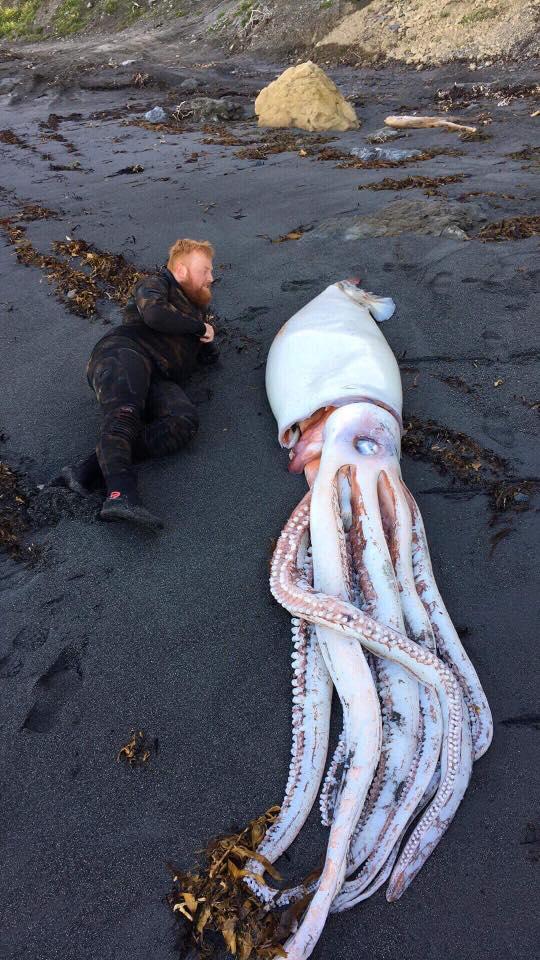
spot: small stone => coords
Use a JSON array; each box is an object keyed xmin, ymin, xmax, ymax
[
  {"xmin": 513, "ymin": 491, "xmax": 530, "ymax": 504},
  {"xmin": 179, "ymin": 78, "xmax": 200, "ymax": 92},
  {"xmin": 66, "ymin": 289, "xmax": 77, "ymax": 299},
  {"xmin": 144, "ymin": 106, "xmax": 168, "ymax": 123}
]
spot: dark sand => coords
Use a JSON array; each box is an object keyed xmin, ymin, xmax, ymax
[{"xmin": 0, "ymin": 56, "xmax": 539, "ymax": 960}]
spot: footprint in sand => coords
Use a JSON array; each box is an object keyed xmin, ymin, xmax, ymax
[{"xmin": 22, "ymin": 645, "xmax": 83, "ymax": 733}]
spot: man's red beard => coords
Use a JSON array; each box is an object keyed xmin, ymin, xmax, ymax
[{"xmin": 181, "ymin": 275, "xmax": 212, "ymax": 308}]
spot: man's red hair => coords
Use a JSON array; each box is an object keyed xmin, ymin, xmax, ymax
[{"xmin": 167, "ymin": 238, "xmax": 214, "ymax": 271}]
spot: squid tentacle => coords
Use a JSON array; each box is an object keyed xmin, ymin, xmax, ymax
[
  {"xmin": 244, "ymin": 613, "xmax": 333, "ymax": 903},
  {"xmin": 277, "ymin": 464, "xmax": 382, "ymax": 959},
  {"xmin": 270, "ymin": 493, "xmax": 472, "ymax": 910},
  {"xmin": 405, "ymin": 486, "xmax": 493, "ymax": 760}
]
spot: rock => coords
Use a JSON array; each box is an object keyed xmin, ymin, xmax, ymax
[
  {"xmin": 304, "ymin": 199, "xmax": 486, "ymax": 241},
  {"xmin": 255, "ymin": 60, "xmax": 359, "ymax": 132},
  {"xmin": 366, "ymin": 127, "xmax": 406, "ymax": 144},
  {"xmin": 0, "ymin": 78, "xmax": 20, "ymax": 94},
  {"xmin": 350, "ymin": 145, "xmax": 422, "ymax": 162},
  {"xmin": 175, "ymin": 97, "xmax": 243, "ymax": 121},
  {"xmin": 144, "ymin": 106, "xmax": 168, "ymax": 123},
  {"xmin": 179, "ymin": 78, "xmax": 200, "ymax": 93}
]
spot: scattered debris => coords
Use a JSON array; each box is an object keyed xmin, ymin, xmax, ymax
[
  {"xmin": 436, "ymin": 82, "xmax": 540, "ymax": 112},
  {"xmin": 456, "ymin": 190, "xmax": 517, "ymax": 202},
  {"xmin": 505, "ymin": 145, "xmax": 540, "ymax": 171},
  {"xmin": 107, "ymin": 163, "xmax": 144, "ymax": 177},
  {"xmin": 117, "ymin": 730, "xmax": 156, "ymax": 767},
  {"xmin": 489, "ymin": 525, "xmax": 514, "ymax": 556},
  {"xmin": 255, "ymin": 61, "xmax": 359, "ymax": 132},
  {"xmin": 434, "ymin": 374, "xmax": 477, "ymax": 395},
  {"xmin": 517, "ymin": 395, "xmax": 540, "ymax": 412},
  {"xmin": 234, "ymin": 131, "xmax": 335, "ymax": 161},
  {"xmin": 350, "ymin": 145, "xmax": 423, "ymax": 163},
  {"xmin": 402, "ymin": 415, "xmax": 538, "ymax": 516},
  {"xmin": 272, "ymin": 228, "xmax": 306, "ymax": 243},
  {"xmin": 478, "ymin": 216, "xmax": 540, "ymax": 241},
  {"xmin": 0, "ymin": 461, "xmax": 33, "ymax": 559},
  {"xmin": 385, "ymin": 115, "xmax": 477, "ymax": 135},
  {"xmin": 328, "ymin": 145, "xmax": 465, "ymax": 171},
  {"xmin": 358, "ymin": 174, "xmax": 466, "ymax": 195},
  {"xmin": 366, "ymin": 127, "xmax": 406, "ymax": 144},
  {"xmin": 168, "ymin": 805, "xmax": 296, "ymax": 959},
  {"xmin": 174, "ymin": 97, "xmax": 244, "ymax": 122},
  {"xmin": 0, "ymin": 128, "xmax": 28, "ymax": 147},
  {"xmin": 144, "ymin": 106, "xmax": 168, "ymax": 124}
]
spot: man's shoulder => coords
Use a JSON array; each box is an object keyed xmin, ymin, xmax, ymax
[{"xmin": 134, "ymin": 268, "xmax": 171, "ymax": 301}]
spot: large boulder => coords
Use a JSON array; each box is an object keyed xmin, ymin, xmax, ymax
[{"xmin": 255, "ymin": 61, "xmax": 359, "ymax": 132}]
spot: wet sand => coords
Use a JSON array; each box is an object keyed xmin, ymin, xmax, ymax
[{"xmin": 0, "ymin": 56, "xmax": 539, "ymax": 960}]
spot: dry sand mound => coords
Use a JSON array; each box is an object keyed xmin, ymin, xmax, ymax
[
  {"xmin": 255, "ymin": 60, "xmax": 359, "ymax": 132},
  {"xmin": 316, "ymin": 0, "xmax": 540, "ymax": 66}
]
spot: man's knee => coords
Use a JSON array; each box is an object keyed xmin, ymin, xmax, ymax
[
  {"xmin": 102, "ymin": 403, "xmax": 143, "ymax": 443},
  {"xmin": 166, "ymin": 408, "xmax": 199, "ymax": 450}
]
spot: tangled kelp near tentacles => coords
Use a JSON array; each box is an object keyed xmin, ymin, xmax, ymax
[
  {"xmin": 402, "ymin": 415, "xmax": 538, "ymax": 514},
  {"xmin": 168, "ymin": 806, "xmax": 300, "ymax": 960},
  {"xmin": 0, "ymin": 216, "xmax": 145, "ymax": 317}
]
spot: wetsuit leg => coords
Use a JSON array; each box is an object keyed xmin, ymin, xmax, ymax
[
  {"xmin": 134, "ymin": 379, "xmax": 199, "ymax": 460},
  {"xmin": 88, "ymin": 345, "xmax": 152, "ymax": 492}
]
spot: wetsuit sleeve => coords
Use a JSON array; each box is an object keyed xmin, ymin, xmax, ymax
[{"xmin": 135, "ymin": 276, "xmax": 206, "ymax": 337}]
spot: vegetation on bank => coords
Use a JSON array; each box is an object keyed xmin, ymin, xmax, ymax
[{"xmin": 0, "ymin": 0, "xmax": 179, "ymax": 40}]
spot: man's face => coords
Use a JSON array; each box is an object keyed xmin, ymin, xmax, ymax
[{"xmin": 173, "ymin": 251, "xmax": 214, "ymax": 307}]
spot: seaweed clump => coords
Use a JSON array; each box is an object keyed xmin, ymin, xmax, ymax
[
  {"xmin": 117, "ymin": 730, "xmax": 156, "ymax": 766},
  {"xmin": 168, "ymin": 806, "xmax": 301, "ymax": 959},
  {"xmin": 477, "ymin": 216, "xmax": 540, "ymax": 241},
  {"xmin": 402, "ymin": 415, "xmax": 538, "ymax": 515},
  {"xmin": 358, "ymin": 173, "xmax": 466, "ymax": 195},
  {"xmin": 0, "ymin": 217, "xmax": 145, "ymax": 317}
]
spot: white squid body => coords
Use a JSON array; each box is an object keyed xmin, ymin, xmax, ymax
[{"xmin": 243, "ymin": 282, "xmax": 493, "ymax": 960}]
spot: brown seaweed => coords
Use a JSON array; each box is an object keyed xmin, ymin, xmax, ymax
[
  {"xmin": 477, "ymin": 216, "xmax": 540, "ymax": 241},
  {"xmin": 168, "ymin": 806, "xmax": 302, "ymax": 959},
  {"xmin": 358, "ymin": 174, "xmax": 467, "ymax": 194}
]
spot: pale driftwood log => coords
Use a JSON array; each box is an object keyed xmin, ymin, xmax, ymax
[{"xmin": 385, "ymin": 114, "xmax": 477, "ymax": 134}]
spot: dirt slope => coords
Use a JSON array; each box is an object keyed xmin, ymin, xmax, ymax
[{"xmin": 2, "ymin": 0, "xmax": 539, "ymax": 66}]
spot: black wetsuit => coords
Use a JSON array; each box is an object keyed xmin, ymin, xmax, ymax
[{"xmin": 86, "ymin": 267, "xmax": 217, "ymax": 493}]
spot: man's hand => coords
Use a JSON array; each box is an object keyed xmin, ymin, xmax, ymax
[{"xmin": 200, "ymin": 322, "xmax": 215, "ymax": 344}]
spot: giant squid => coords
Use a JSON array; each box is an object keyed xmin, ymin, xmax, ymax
[{"xmin": 240, "ymin": 279, "xmax": 493, "ymax": 959}]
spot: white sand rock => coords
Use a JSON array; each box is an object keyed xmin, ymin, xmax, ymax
[{"xmin": 255, "ymin": 61, "xmax": 359, "ymax": 132}]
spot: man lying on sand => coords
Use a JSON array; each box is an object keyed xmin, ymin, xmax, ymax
[{"xmin": 58, "ymin": 238, "xmax": 218, "ymax": 531}]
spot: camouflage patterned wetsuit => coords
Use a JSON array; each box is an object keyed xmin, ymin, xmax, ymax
[{"xmin": 87, "ymin": 266, "xmax": 218, "ymax": 493}]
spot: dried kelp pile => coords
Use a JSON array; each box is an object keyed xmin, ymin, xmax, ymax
[
  {"xmin": 358, "ymin": 174, "xmax": 467, "ymax": 195},
  {"xmin": 169, "ymin": 806, "xmax": 303, "ymax": 960},
  {"xmin": 477, "ymin": 215, "xmax": 540, "ymax": 241},
  {"xmin": 0, "ymin": 216, "xmax": 145, "ymax": 318},
  {"xmin": 0, "ymin": 461, "xmax": 32, "ymax": 559},
  {"xmin": 402, "ymin": 416, "xmax": 537, "ymax": 514}
]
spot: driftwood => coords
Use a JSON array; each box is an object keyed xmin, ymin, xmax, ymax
[{"xmin": 385, "ymin": 114, "xmax": 477, "ymax": 134}]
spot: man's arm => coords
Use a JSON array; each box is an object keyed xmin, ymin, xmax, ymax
[{"xmin": 135, "ymin": 276, "xmax": 207, "ymax": 337}]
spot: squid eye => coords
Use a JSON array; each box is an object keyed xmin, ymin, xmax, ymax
[{"xmin": 355, "ymin": 437, "xmax": 379, "ymax": 455}]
